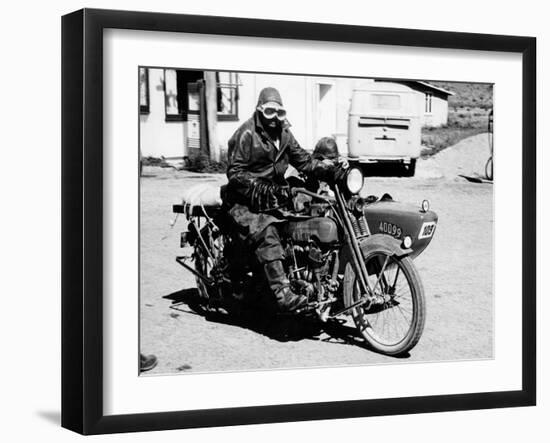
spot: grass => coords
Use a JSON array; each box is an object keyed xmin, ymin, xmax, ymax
[
  {"xmin": 140, "ymin": 151, "xmax": 229, "ymax": 174},
  {"xmin": 186, "ymin": 152, "xmax": 229, "ymax": 173},
  {"xmin": 430, "ymin": 81, "xmax": 493, "ymax": 109}
]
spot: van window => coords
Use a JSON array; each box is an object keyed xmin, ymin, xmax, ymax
[
  {"xmin": 372, "ymin": 94, "xmax": 401, "ymax": 111},
  {"xmin": 371, "ymin": 94, "xmax": 401, "ymax": 110}
]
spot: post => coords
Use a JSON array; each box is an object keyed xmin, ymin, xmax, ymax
[{"xmin": 204, "ymin": 71, "xmax": 220, "ymax": 162}]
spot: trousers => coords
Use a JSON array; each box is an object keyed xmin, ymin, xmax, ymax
[
  {"xmin": 226, "ymin": 203, "xmax": 288, "ymax": 295},
  {"xmin": 253, "ymin": 224, "xmax": 285, "ymax": 264}
]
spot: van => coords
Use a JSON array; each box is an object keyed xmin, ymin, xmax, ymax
[{"xmin": 348, "ymin": 82, "xmax": 421, "ymax": 176}]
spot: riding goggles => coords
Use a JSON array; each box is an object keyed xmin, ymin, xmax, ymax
[{"xmin": 258, "ymin": 105, "xmax": 287, "ymax": 121}]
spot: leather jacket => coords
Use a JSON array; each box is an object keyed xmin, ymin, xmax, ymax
[{"xmin": 225, "ymin": 112, "xmax": 329, "ymax": 208}]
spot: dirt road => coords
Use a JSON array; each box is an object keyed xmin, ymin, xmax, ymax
[{"xmin": 139, "ymin": 134, "xmax": 493, "ymax": 374}]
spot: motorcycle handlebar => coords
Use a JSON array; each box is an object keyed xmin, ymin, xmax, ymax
[{"xmin": 291, "ymin": 187, "xmax": 335, "ymax": 202}]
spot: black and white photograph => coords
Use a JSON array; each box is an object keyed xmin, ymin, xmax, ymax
[
  {"xmin": 1, "ymin": 0, "xmax": 546, "ymax": 439},
  {"xmin": 138, "ymin": 68, "xmax": 494, "ymax": 375}
]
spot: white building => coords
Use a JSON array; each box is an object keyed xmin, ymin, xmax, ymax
[{"xmin": 139, "ymin": 68, "xmax": 453, "ymax": 159}]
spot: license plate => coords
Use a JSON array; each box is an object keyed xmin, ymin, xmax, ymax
[
  {"xmin": 418, "ymin": 221, "xmax": 436, "ymax": 239},
  {"xmin": 373, "ymin": 138, "xmax": 396, "ymax": 152},
  {"xmin": 379, "ymin": 221, "xmax": 402, "ymax": 238}
]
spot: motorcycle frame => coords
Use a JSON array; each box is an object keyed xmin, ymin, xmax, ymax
[
  {"xmin": 179, "ymin": 185, "xmax": 379, "ymax": 312},
  {"xmin": 289, "ymin": 185, "xmax": 378, "ymax": 314}
]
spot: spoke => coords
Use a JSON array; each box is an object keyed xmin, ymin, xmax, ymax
[
  {"xmin": 372, "ymin": 309, "xmax": 381, "ymax": 329},
  {"xmin": 395, "ymin": 303, "xmax": 412, "ymax": 314},
  {"xmin": 388, "ymin": 307, "xmax": 396, "ymax": 339},
  {"xmin": 396, "ymin": 304, "xmax": 412, "ymax": 326},
  {"xmin": 393, "ymin": 280, "xmax": 411, "ymax": 300},
  {"xmin": 390, "ymin": 266, "xmax": 401, "ymax": 293},
  {"xmin": 390, "ymin": 304, "xmax": 401, "ymax": 340},
  {"xmin": 372, "ymin": 255, "xmax": 390, "ymax": 294}
]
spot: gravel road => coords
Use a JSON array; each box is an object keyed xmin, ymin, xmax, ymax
[{"xmin": 139, "ymin": 134, "xmax": 493, "ymax": 374}]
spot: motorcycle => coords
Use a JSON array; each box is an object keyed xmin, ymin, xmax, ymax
[{"xmin": 172, "ymin": 167, "xmax": 438, "ymax": 356}]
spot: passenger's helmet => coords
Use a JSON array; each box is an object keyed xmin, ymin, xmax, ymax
[
  {"xmin": 256, "ymin": 87, "xmax": 284, "ymax": 107},
  {"xmin": 313, "ymin": 137, "xmax": 339, "ymax": 161}
]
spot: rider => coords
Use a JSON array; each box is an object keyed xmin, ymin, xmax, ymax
[{"xmin": 223, "ymin": 87, "xmax": 336, "ymax": 313}]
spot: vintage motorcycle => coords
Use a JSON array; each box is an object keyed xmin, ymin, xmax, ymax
[{"xmin": 172, "ymin": 168, "xmax": 438, "ymax": 356}]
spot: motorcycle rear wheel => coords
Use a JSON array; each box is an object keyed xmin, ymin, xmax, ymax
[
  {"xmin": 194, "ymin": 246, "xmax": 213, "ymax": 307},
  {"xmin": 192, "ymin": 226, "xmax": 225, "ymax": 312},
  {"xmin": 344, "ymin": 251, "xmax": 425, "ymax": 356}
]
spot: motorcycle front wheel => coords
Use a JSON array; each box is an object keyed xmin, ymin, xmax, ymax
[{"xmin": 344, "ymin": 251, "xmax": 425, "ymax": 356}]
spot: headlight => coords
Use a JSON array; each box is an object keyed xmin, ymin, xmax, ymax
[
  {"xmin": 346, "ymin": 167, "xmax": 364, "ymax": 194},
  {"xmin": 421, "ymin": 199, "xmax": 430, "ymax": 212}
]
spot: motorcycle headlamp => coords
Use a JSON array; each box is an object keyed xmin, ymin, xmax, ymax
[
  {"xmin": 421, "ymin": 199, "xmax": 430, "ymax": 212},
  {"xmin": 402, "ymin": 236, "xmax": 413, "ymax": 249},
  {"xmin": 346, "ymin": 167, "xmax": 364, "ymax": 195}
]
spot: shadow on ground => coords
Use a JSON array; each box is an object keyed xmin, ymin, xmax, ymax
[
  {"xmin": 36, "ymin": 410, "xmax": 60, "ymax": 426},
  {"xmin": 163, "ymin": 287, "xmax": 410, "ymax": 359}
]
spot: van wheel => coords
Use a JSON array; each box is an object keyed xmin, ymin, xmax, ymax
[{"xmin": 405, "ymin": 159, "xmax": 416, "ymax": 177}]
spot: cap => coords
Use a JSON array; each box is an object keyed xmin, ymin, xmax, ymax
[{"xmin": 256, "ymin": 87, "xmax": 283, "ymax": 107}]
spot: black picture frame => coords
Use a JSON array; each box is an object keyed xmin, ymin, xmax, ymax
[{"xmin": 61, "ymin": 8, "xmax": 536, "ymax": 435}]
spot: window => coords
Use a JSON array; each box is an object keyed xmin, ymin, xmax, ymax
[
  {"xmin": 371, "ymin": 94, "xmax": 401, "ymax": 110},
  {"xmin": 425, "ymin": 92, "xmax": 433, "ymax": 113},
  {"xmin": 139, "ymin": 68, "xmax": 149, "ymax": 114},
  {"xmin": 216, "ymin": 72, "xmax": 239, "ymax": 121},
  {"xmin": 162, "ymin": 70, "xmax": 238, "ymax": 122},
  {"xmin": 163, "ymin": 69, "xmax": 204, "ymax": 122}
]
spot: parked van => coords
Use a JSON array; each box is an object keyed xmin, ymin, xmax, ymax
[{"xmin": 348, "ymin": 82, "xmax": 421, "ymax": 176}]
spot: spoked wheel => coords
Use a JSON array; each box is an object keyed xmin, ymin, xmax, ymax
[
  {"xmin": 192, "ymin": 226, "xmax": 225, "ymax": 312},
  {"xmin": 344, "ymin": 250, "xmax": 425, "ymax": 356},
  {"xmin": 193, "ymin": 247, "xmax": 214, "ymax": 305}
]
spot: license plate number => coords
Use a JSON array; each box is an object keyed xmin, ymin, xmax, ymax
[
  {"xmin": 379, "ymin": 221, "xmax": 402, "ymax": 238},
  {"xmin": 418, "ymin": 221, "xmax": 436, "ymax": 239}
]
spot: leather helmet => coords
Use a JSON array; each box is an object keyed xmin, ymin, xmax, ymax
[{"xmin": 313, "ymin": 137, "xmax": 339, "ymax": 160}]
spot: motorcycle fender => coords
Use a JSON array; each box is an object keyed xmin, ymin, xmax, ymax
[
  {"xmin": 358, "ymin": 233, "xmax": 412, "ymax": 258},
  {"xmin": 340, "ymin": 234, "xmax": 412, "ymax": 309},
  {"xmin": 339, "ymin": 233, "xmax": 412, "ymax": 274}
]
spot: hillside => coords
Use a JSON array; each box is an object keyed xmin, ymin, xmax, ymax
[
  {"xmin": 421, "ymin": 81, "xmax": 493, "ymax": 156},
  {"xmin": 430, "ymin": 81, "xmax": 493, "ymax": 110}
]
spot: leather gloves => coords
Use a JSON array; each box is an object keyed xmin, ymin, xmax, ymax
[
  {"xmin": 316, "ymin": 161, "xmax": 347, "ymax": 184},
  {"xmin": 250, "ymin": 180, "xmax": 290, "ymax": 212}
]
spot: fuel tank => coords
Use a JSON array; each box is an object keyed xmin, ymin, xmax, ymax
[
  {"xmin": 286, "ymin": 217, "xmax": 339, "ymax": 245},
  {"xmin": 364, "ymin": 200, "xmax": 438, "ymax": 259}
]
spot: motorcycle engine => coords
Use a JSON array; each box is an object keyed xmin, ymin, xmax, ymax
[{"xmin": 284, "ymin": 242, "xmax": 339, "ymax": 304}]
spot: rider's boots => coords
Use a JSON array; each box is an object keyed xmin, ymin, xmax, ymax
[{"xmin": 263, "ymin": 260, "xmax": 308, "ymax": 312}]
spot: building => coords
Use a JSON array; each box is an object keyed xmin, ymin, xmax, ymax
[
  {"xmin": 383, "ymin": 79, "xmax": 454, "ymax": 127},
  {"xmin": 139, "ymin": 68, "xmax": 453, "ymax": 160}
]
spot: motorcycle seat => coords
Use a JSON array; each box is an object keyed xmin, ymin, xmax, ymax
[{"xmin": 173, "ymin": 183, "xmax": 223, "ymax": 217}]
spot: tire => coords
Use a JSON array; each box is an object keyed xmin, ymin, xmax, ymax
[
  {"xmin": 193, "ymin": 245, "xmax": 212, "ymax": 304},
  {"xmin": 192, "ymin": 226, "xmax": 225, "ymax": 312},
  {"xmin": 343, "ymin": 249, "xmax": 425, "ymax": 356},
  {"xmin": 406, "ymin": 159, "xmax": 416, "ymax": 177},
  {"xmin": 485, "ymin": 156, "xmax": 493, "ymax": 181}
]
